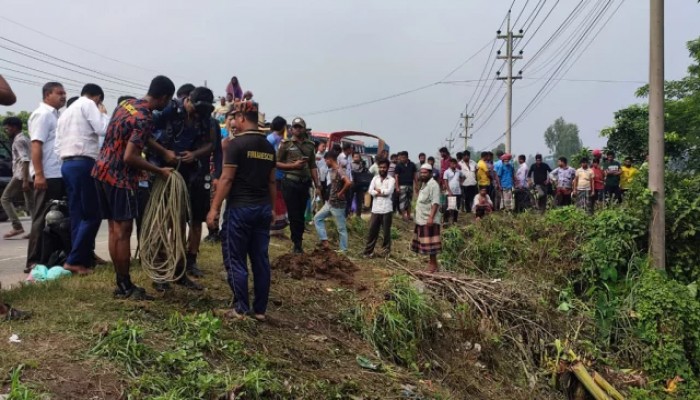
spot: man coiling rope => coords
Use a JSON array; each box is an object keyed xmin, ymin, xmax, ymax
[{"xmin": 139, "ymin": 170, "xmax": 190, "ymax": 283}]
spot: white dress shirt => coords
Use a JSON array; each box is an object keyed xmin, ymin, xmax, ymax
[
  {"xmin": 55, "ymin": 96, "xmax": 109, "ymax": 160},
  {"xmin": 443, "ymin": 168, "xmax": 465, "ymax": 195},
  {"xmin": 338, "ymin": 152, "xmax": 353, "ymax": 182},
  {"xmin": 368, "ymin": 175, "xmax": 395, "ymax": 214},
  {"xmin": 28, "ymin": 102, "xmax": 62, "ymax": 179},
  {"xmin": 458, "ymin": 159, "xmax": 477, "ymax": 186}
]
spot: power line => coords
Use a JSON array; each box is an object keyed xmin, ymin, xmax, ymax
[
  {"xmin": 0, "ymin": 60, "xmax": 132, "ymax": 95},
  {"xmin": 512, "ymin": 0, "xmax": 621, "ymax": 127},
  {"xmin": 3, "ymin": 75, "xmax": 118, "ymax": 100},
  {"xmin": 0, "ymin": 44, "xmax": 146, "ymax": 92},
  {"xmin": 513, "ymin": 0, "xmax": 533, "ymax": 27},
  {"xmin": 470, "ymin": 92, "xmax": 507, "ymax": 136},
  {"xmin": 525, "ymin": 0, "xmax": 604, "ymax": 75},
  {"xmin": 440, "ymin": 77, "xmax": 645, "ymax": 84},
  {"xmin": 439, "ymin": 39, "xmax": 495, "ymax": 82},
  {"xmin": 520, "ymin": 0, "xmax": 589, "ymax": 70},
  {"xmin": 293, "ymin": 38, "xmax": 497, "ymax": 117},
  {"xmin": 0, "ymin": 36, "xmax": 147, "ymax": 90},
  {"xmin": 0, "ymin": 16, "xmax": 195, "ymax": 82},
  {"xmin": 520, "ymin": 0, "xmax": 560, "ymax": 48},
  {"xmin": 513, "ymin": 0, "xmax": 626, "ymax": 127},
  {"xmin": 514, "ymin": 1, "xmax": 615, "ymax": 125},
  {"xmin": 521, "ymin": 0, "xmax": 548, "ymax": 32}
]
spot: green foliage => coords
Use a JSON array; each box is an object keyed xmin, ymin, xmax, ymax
[
  {"xmin": 632, "ymin": 268, "xmax": 700, "ymax": 382},
  {"xmin": 579, "ymin": 208, "xmax": 646, "ymax": 285},
  {"xmin": 0, "ymin": 111, "xmax": 31, "ymax": 133},
  {"xmin": 230, "ymin": 368, "xmax": 283, "ymax": 399},
  {"xmin": 353, "ymin": 274, "xmax": 436, "ymax": 368},
  {"xmin": 345, "ymin": 216, "xmax": 367, "ymax": 238},
  {"xmin": 604, "ymin": 36, "xmax": 700, "ymax": 167},
  {"xmin": 544, "ymin": 117, "xmax": 583, "ymax": 159},
  {"xmin": 167, "ymin": 311, "xmax": 224, "ymax": 352},
  {"xmin": 7, "ymin": 365, "xmax": 42, "ymax": 400},
  {"xmin": 91, "ymin": 313, "xmax": 286, "ymax": 400},
  {"xmin": 90, "ymin": 320, "xmax": 152, "ymax": 377},
  {"xmin": 624, "ymin": 170, "xmax": 700, "ymax": 285},
  {"xmin": 438, "ymin": 225, "xmax": 465, "ymax": 270}
]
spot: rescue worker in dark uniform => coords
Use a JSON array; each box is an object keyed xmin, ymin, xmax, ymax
[
  {"xmin": 276, "ymin": 117, "xmax": 321, "ymax": 253},
  {"xmin": 148, "ymin": 85, "xmax": 215, "ymax": 291}
]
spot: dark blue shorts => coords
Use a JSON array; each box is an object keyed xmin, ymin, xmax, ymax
[{"xmin": 96, "ymin": 181, "xmax": 138, "ymax": 222}]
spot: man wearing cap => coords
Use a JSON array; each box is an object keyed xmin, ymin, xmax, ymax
[
  {"xmin": 412, "ymin": 163, "xmax": 442, "ymax": 273},
  {"xmin": 207, "ymin": 100, "xmax": 276, "ymax": 321},
  {"xmin": 148, "ymin": 85, "xmax": 215, "ymax": 290},
  {"xmin": 277, "ymin": 117, "xmax": 321, "ymax": 253},
  {"xmin": 496, "ymin": 153, "xmax": 515, "ymax": 210}
]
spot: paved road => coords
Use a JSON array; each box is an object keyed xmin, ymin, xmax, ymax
[{"xmin": 0, "ymin": 217, "xmax": 137, "ymax": 289}]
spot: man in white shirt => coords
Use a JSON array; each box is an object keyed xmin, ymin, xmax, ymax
[
  {"xmin": 514, "ymin": 154, "xmax": 531, "ymax": 212},
  {"xmin": 363, "ymin": 159, "xmax": 395, "ymax": 257},
  {"xmin": 337, "ymin": 142, "xmax": 353, "ymax": 182},
  {"xmin": 458, "ymin": 151, "xmax": 477, "ymax": 213},
  {"xmin": 25, "ymin": 82, "xmax": 66, "ymax": 273},
  {"xmin": 55, "ymin": 84, "xmax": 110, "ymax": 274},
  {"xmin": 443, "ymin": 158, "xmax": 465, "ymax": 224},
  {"xmin": 413, "ymin": 163, "xmax": 442, "ymax": 273}
]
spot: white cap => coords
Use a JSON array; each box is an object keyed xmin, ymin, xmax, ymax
[{"xmin": 420, "ymin": 163, "xmax": 433, "ymax": 171}]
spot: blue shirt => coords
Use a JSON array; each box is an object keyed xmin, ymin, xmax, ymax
[
  {"xmin": 267, "ymin": 131, "xmax": 284, "ymax": 180},
  {"xmin": 497, "ymin": 161, "xmax": 514, "ymax": 189}
]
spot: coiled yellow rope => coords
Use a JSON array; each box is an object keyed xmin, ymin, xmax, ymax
[{"xmin": 139, "ymin": 171, "xmax": 190, "ymax": 283}]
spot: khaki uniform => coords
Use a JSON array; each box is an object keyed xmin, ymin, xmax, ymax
[{"xmin": 277, "ymin": 138, "xmax": 317, "ymax": 182}]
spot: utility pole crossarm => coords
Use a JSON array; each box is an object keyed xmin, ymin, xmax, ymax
[{"xmin": 459, "ymin": 104, "xmax": 474, "ymax": 150}]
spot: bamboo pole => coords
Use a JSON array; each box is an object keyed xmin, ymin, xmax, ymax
[
  {"xmin": 593, "ymin": 371, "xmax": 625, "ymax": 400},
  {"xmin": 570, "ymin": 361, "xmax": 611, "ymax": 400}
]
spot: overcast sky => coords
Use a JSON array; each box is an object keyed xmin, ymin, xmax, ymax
[{"xmin": 1, "ymin": 0, "xmax": 699, "ymax": 158}]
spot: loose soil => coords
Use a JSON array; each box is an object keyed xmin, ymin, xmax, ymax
[{"xmin": 273, "ymin": 249, "xmax": 358, "ymax": 285}]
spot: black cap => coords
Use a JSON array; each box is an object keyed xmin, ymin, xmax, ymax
[
  {"xmin": 189, "ymin": 87, "xmax": 214, "ymax": 116},
  {"xmin": 189, "ymin": 87, "xmax": 214, "ymax": 104}
]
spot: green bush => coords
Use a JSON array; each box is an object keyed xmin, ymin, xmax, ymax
[
  {"xmin": 353, "ymin": 274, "xmax": 436, "ymax": 369},
  {"xmin": 632, "ymin": 268, "xmax": 700, "ymax": 380}
]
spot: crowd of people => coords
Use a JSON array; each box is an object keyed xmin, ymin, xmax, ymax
[{"xmin": 0, "ymin": 71, "xmax": 642, "ymax": 322}]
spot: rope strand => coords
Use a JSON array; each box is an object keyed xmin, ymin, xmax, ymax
[{"xmin": 139, "ymin": 171, "xmax": 190, "ymax": 283}]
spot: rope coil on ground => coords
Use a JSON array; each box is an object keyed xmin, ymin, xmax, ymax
[{"xmin": 139, "ymin": 171, "xmax": 190, "ymax": 283}]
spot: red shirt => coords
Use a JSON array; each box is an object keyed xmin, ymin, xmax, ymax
[
  {"xmin": 591, "ymin": 166, "xmax": 605, "ymax": 191},
  {"xmin": 92, "ymin": 99, "xmax": 153, "ymax": 190}
]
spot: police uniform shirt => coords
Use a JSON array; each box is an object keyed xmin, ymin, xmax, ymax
[
  {"xmin": 277, "ymin": 138, "xmax": 317, "ymax": 180},
  {"xmin": 151, "ymin": 100, "xmax": 211, "ymax": 177},
  {"xmin": 225, "ymin": 130, "xmax": 276, "ymax": 207}
]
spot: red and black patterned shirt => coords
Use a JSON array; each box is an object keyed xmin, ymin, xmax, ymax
[{"xmin": 92, "ymin": 99, "xmax": 153, "ymax": 190}]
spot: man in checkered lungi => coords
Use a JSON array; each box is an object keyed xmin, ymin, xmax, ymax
[{"xmin": 411, "ymin": 163, "xmax": 442, "ymax": 273}]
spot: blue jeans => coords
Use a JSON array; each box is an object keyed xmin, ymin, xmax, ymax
[
  {"xmin": 313, "ymin": 203, "xmax": 348, "ymax": 251},
  {"xmin": 221, "ymin": 204, "xmax": 272, "ymax": 315},
  {"xmin": 61, "ymin": 158, "xmax": 101, "ymax": 267}
]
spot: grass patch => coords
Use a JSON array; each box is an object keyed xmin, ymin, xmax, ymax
[{"xmin": 350, "ymin": 274, "xmax": 437, "ymax": 369}]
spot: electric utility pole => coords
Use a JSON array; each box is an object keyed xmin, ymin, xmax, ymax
[
  {"xmin": 445, "ymin": 135, "xmax": 455, "ymax": 153},
  {"xmin": 649, "ymin": 0, "xmax": 665, "ymax": 270},
  {"xmin": 459, "ymin": 104, "xmax": 473, "ymax": 151},
  {"xmin": 497, "ymin": 11, "xmax": 523, "ymax": 154}
]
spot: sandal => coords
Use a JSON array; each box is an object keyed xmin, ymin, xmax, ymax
[
  {"xmin": 2, "ymin": 304, "xmax": 31, "ymax": 321},
  {"xmin": 3, "ymin": 229, "xmax": 25, "ymax": 239},
  {"xmin": 216, "ymin": 309, "xmax": 246, "ymax": 321}
]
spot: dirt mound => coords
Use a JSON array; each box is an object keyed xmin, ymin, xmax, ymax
[{"xmin": 273, "ymin": 249, "xmax": 358, "ymax": 284}]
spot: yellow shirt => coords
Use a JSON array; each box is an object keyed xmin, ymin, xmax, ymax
[
  {"xmin": 620, "ymin": 166, "xmax": 639, "ymax": 190},
  {"xmin": 477, "ymin": 160, "xmax": 490, "ymax": 186}
]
